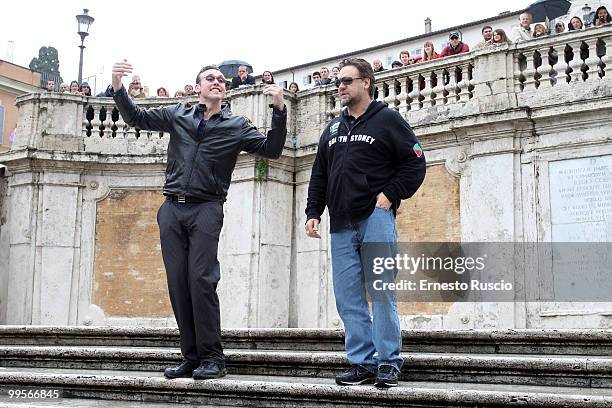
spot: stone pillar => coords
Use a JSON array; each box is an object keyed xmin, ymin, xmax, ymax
[{"xmin": 0, "ymin": 165, "xmax": 8, "ymax": 323}]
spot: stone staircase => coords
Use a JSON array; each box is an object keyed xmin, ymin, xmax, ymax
[{"xmin": 0, "ymin": 326, "xmax": 611, "ymax": 407}]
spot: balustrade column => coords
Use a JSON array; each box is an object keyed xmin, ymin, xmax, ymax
[
  {"xmin": 583, "ymin": 38, "xmax": 602, "ymax": 83},
  {"xmin": 431, "ymin": 68, "xmax": 446, "ymax": 106},
  {"xmin": 567, "ymin": 40, "xmax": 585, "ymax": 83},
  {"xmin": 420, "ymin": 72, "xmax": 435, "ymax": 108},
  {"xmin": 521, "ymin": 52, "xmax": 538, "ymax": 91},
  {"xmin": 383, "ymin": 80, "xmax": 397, "ymax": 108},
  {"xmin": 456, "ymin": 63, "xmax": 472, "ymax": 102},
  {"xmin": 396, "ymin": 77, "xmax": 409, "ymax": 114},
  {"xmin": 536, "ymin": 47, "xmax": 553, "ymax": 89},
  {"xmin": 551, "ymin": 45, "xmax": 569, "ymax": 86},
  {"xmin": 408, "ymin": 73, "xmax": 422, "ymax": 111}
]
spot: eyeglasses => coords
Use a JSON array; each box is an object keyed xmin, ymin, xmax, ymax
[
  {"xmin": 335, "ymin": 77, "xmax": 364, "ymax": 86},
  {"xmin": 204, "ymin": 75, "xmax": 227, "ymax": 85}
]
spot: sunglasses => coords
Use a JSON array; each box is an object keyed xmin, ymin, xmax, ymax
[
  {"xmin": 335, "ymin": 77, "xmax": 364, "ymax": 86},
  {"xmin": 203, "ymin": 75, "xmax": 227, "ymax": 85}
]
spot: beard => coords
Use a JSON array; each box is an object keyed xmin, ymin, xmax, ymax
[{"xmin": 340, "ymin": 94, "xmax": 353, "ymax": 107}]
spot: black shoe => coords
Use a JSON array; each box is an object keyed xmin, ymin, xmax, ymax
[
  {"xmin": 192, "ymin": 361, "xmax": 227, "ymax": 380},
  {"xmin": 164, "ymin": 360, "xmax": 198, "ymax": 379},
  {"xmin": 335, "ymin": 365, "xmax": 376, "ymax": 386},
  {"xmin": 374, "ymin": 365, "xmax": 400, "ymax": 388}
]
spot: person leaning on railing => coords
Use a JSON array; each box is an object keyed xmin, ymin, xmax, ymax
[
  {"xmin": 594, "ymin": 6, "xmax": 611, "ymax": 27},
  {"xmin": 533, "ymin": 23, "xmax": 548, "ymax": 38},
  {"xmin": 491, "ymin": 29, "xmax": 512, "ymax": 45},
  {"xmin": 568, "ymin": 16, "xmax": 584, "ymax": 31}
]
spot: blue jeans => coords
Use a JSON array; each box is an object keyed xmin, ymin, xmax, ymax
[{"xmin": 330, "ymin": 207, "xmax": 403, "ymax": 372}]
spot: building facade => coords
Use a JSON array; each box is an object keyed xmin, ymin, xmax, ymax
[{"xmin": 0, "ymin": 60, "xmax": 42, "ymax": 152}]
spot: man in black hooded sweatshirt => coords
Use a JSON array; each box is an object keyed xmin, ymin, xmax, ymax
[{"xmin": 305, "ymin": 58, "xmax": 426, "ymax": 388}]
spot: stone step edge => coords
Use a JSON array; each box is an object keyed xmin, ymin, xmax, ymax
[
  {"xmin": 1, "ymin": 326, "xmax": 612, "ymax": 343},
  {"xmin": 1, "ymin": 346, "xmax": 611, "ymax": 374},
  {"xmin": 1, "ymin": 371, "xmax": 611, "ymax": 408}
]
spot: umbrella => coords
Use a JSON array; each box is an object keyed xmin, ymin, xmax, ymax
[
  {"xmin": 525, "ymin": 0, "xmax": 571, "ymax": 22},
  {"xmin": 218, "ymin": 60, "xmax": 253, "ymax": 79}
]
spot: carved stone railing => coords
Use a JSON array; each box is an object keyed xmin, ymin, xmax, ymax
[
  {"xmin": 514, "ymin": 26, "xmax": 612, "ymax": 92},
  {"xmin": 12, "ymin": 86, "xmax": 296, "ymax": 155}
]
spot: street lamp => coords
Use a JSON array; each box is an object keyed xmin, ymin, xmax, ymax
[
  {"xmin": 76, "ymin": 8, "xmax": 94, "ymax": 84},
  {"xmin": 582, "ymin": 3, "xmax": 592, "ymax": 27}
]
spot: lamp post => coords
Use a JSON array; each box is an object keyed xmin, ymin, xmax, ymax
[
  {"xmin": 582, "ymin": 3, "xmax": 592, "ymax": 27},
  {"xmin": 76, "ymin": 8, "xmax": 94, "ymax": 84}
]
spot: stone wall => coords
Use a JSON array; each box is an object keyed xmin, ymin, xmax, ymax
[{"xmin": 1, "ymin": 26, "xmax": 612, "ymax": 329}]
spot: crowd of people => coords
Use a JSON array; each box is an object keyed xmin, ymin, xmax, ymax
[{"xmin": 44, "ymin": 7, "xmax": 611, "ymax": 98}]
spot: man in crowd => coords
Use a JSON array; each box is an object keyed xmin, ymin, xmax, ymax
[
  {"xmin": 440, "ymin": 31, "xmax": 470, "ymax": 56},
  {"xmin": 372, "ymin": 59, "xmax": 385, "ymax": 73},
  {"xmin": 318, "ymin": 66, "xmax": 333, "ymax": 85},
  {"xmin": 45, "ymin": 79, "xmax": 55, "ymax": 92},
  {"xmin": 59, "ymin": 82, "xmax": 69, "ymax": 93},
  {"xmin": 511, "ymin": 12, "xmax": 533, "ymax": 43},
  {"xmin": 111, "ymin": 59, "xmax": 287, "ymax": 381},
  {"xmin": 231, "ymin": 65, "xmax": 255, "ymax": 89},
  {"xmin": 128, "ymin": 75, "xmax": 148, "ymax": 98},
  {"xmin": 184, "ymin": 84, "xmax": 195, "ymax": 96},
  {"xmin": 474, "ymin": 26, "xmax": 494, "ymax": 49},
  {"xmin": 399, "ymin": 50, "xmax": 412, "ymax": 66},
  {"xmin": 305, "ymin": 58, "xmax": 426, "ymax": 388},
  {"xmin": 311, "ymin": 71, "xmax": 322, "ymax": 86}
]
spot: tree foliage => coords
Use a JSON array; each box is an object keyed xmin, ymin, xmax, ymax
[{"xmin": 29, "ymin": 46, "xmax": 62, "ymax": 81}]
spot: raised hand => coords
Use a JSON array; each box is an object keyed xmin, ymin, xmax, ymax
[
  {"xmin": 112, "ymin": 59, "xmax": 133, "ymax": 92},
  {"xmin": 262, "ymin": 84, "xmax": 285, "ymax": 111}
]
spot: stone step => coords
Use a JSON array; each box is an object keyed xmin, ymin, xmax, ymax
[
  {"xmin": 1, "ymin": 367, "xmax": 612, "ymax": 408},
  {"xmin": 1, "ymin": 326, "xmax": 611, "ymax": 355},
  {"xmin": 0, "ymin": 346, "xmax": 611, "ymax": 388}
]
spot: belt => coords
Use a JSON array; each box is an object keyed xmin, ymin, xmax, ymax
[{"xmin": 165, "ymin": 194, "xmax": 206, "ymax": 203}]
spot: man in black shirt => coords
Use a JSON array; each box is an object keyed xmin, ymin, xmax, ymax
[
  {"xmin": 111, "ymin": 59, "xmax": 287, "ymax": 381},
  {"xmin": 305, "ymin": 58, "xmax": 425, "ymax": 388}
]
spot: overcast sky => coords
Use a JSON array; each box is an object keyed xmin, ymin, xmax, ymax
[{"xmin": 3, "ymin": 0, "xmax": 535, "ymax": 93}]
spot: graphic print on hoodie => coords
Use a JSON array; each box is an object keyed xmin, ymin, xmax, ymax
[{"xmin": 306, "ymin": 101, "xmax": 427, "ymax": 232}]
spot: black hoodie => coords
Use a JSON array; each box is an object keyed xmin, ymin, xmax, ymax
[{"xmin": 305, "ymin": 101, "xmax": 426, "ymax": 232}]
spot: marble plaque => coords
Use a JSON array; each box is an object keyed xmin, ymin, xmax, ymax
[{"xmin": 549, "ymin": 155, "xmax": 612, "ymax": 242}]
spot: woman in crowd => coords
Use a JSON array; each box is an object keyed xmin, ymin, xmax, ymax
[
  {"xmin": 331, "ymin": 66, "xmax": 340, "ymax": 81},
  {"xmin": 554, "ymin": 21, "xmax": 565, "ymax": 34},
  {"xmin": 594, "ymin": 6, "xmax": 611, "ymax": 27},
  {"xmin": 69, "ymin": 81, "xmax": 81, "ymax": 94},
  {"xmin": 289, "ymin": 82, "xmax": 299, "ymax": 93},
  {"xmin": 568, "ymin": 16, "xmax": 583, "ymax": 31},
  {"xmin": 421, "ymin": 41, "xmax": 440, "ymax": 61},
  {"xmin": 174, "ymin": 90, "xmax": 185, "ymax": 98},
  {"xmin": 80, "ymin": 82, "xmax": 92, "ymax": 96},
  {"xmin": 533, "ymin": 23, "xmax": 548, "ymax": 38},
  {"xmin": 262, "ymin": 71, "xmax": 275, "ymax": 84},
  {"xmin": 157, "ymin": 87, "xmax": 169, "ymax": 97},
  {"xmin": 492, "ymin": 29, "xmax": 512, "ymax": 45}
]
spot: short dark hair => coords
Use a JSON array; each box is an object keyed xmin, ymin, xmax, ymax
[
  {"xmin": 338, "ymin": 58, "xmax": 375, "ymax": 98},
  {"xmin": 312, "ymin": 71, "xmax": 321, "ymax": 77},
  {"xmin": 391, "ymin": 60, "xmax": 402, "ymax": 68},
  {"xmin": 482, "ymin": 25, "xmax": 493, "ymax": 33},
  {"xmin": 196, "ymin": 65, "xmax": 221, "ymax": 85}
]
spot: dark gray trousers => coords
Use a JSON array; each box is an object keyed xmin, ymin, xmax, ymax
[{"xmin": 157, "ymin": 199, "xmax": 225, "ymax": 366}]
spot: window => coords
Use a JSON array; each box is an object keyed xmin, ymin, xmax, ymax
[
  {"xmin": 278, "ymin": 80, "xmax": 288, "ymax": 89},
  {"xmin": 303, "ymin": 75, "xmax": 311, "ymax": 85},
  {"xmin": 411, "ymin": 49, "xmax": 422, "ymax": 56},
  {"xmin": 386, "ymin": 55, "xmax": 393, "ymax": 66}
]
